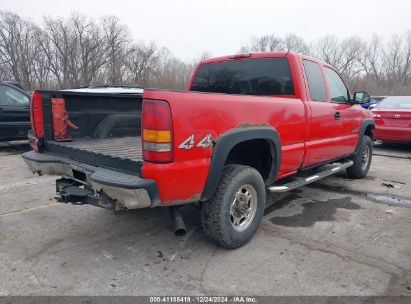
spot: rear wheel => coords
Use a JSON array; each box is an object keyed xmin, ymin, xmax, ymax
[
  {"xmin": 201, "ymin": 165, "xmax": 266, "ymax": 249},
  {"xmin": 346, "ymin": 135, "xmax": 373, "ymax": 179}
]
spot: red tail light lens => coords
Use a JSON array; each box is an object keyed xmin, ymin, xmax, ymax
[
  {"xmin": 142, "ymin": 99, "xmax": 173, "ymax": 163},
  {"xmin": 31, "ymin": 91, "xmax": 44, "ymax": 138}
]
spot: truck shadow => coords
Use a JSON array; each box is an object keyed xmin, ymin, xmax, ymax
[
  {"xmin": 264, "ymin": 189, "xmax": 303, "ymax": 215},
  {"xmin": 269, "ymin": 197, "xmax": 360, "ymax": 227},
  {"xmin": 373, "ymin": 142, "xmax": 411, "ymax": 158}
]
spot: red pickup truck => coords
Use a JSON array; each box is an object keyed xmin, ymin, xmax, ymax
[{"xmin": 23, "ymin": 52, "xmax": 375, "ymax": 248}]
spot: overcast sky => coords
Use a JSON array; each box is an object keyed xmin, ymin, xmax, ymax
[{"xmin": 4, "ymin": 0, "xmax": 411, "ymax": 60}]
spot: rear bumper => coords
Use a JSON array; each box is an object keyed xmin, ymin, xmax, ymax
[
  {"xmin": 375, "ymin": 126, "xmax": 411, "ymax": 143},
  {"xmin": 22, "ymin": 151, "xmax": 160, "ymax": 208}
]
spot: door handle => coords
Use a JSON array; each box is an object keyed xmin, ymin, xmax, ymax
[{"xmin": 334, "ymin": 111, "xmax": 341, "ymax": 120}]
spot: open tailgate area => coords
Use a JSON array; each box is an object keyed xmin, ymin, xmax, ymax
[{"xmin": 37, "ymin": 90, "xmax": 143, "ymax": 175}]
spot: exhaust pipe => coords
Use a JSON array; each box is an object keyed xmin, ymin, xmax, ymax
[{"xmin": 169, "ymin": 206, "xmax": 186, "ymax": 236}]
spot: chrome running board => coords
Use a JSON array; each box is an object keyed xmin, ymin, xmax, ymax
[{"xmin": 268, "ymin": 160, "xmax": 354, "ymax": 193}]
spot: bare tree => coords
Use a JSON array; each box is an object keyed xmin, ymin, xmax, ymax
[
  {"xmin": 240, "ymin": 34, "xmax": 284, "ymax": 53},
  {"xmin": 100, "ymin": 15, "xmax": 130, "ymax": 85},
  {"xmin": 240, "ymin": 34, "xmax": 309, "ymax": 54},
  {"xmin": 31, "ymin": 27, "xmax": 51, "ymax": 87},
  {"xmin": 362, "ymin": 35, "xmax": 384, "ymax": 83},
  {"xmin": 125, "ymin": 41, "xmax": 161, "ymax": 85},
  {"xmin": 41, "ymin": 16, "xmax": 78, "ymax": 88},
  {"xmin": 71, "ymin": 14, "xmax": 106, "ymax": 86},
  {"xmin": 152, "ymin": 48, "xmax": 191, "ymax": 90},
  {"xmin": 283, "ymin": 33, "xmax": 310, "ymax": 54},
  {"xmin": 313, "ymin": 35, "xmax": 365, "ymax": 90},
  {"xmin": 339, "ymin": 37, "xmax": 365, "ymax": 78},
  {"xmin": 382, "ymin": 32, "xmax": 411, "ymax": 94},
  {"xmin": 2, "ymin": 10, "xmax": 411, "ymax": 95},
  {"xmin": 0, "ymin": 11, "xmax": 39, "ymax": 88},
  {"xmin": 314, "ymin": 36, "xmax": 343, "ymax": 68}
]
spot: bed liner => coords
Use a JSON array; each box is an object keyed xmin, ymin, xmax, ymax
[{"xmin": 45, "ymin": 136, "xmax": 143, "ymax": 174}]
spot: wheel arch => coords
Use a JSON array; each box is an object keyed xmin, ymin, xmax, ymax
[
  {"xmin": 356, "ymin": 118, "xmax": 375, "ymax": 153},
  {"xmin": 200, "ymin": 127, "xmax": 281, "ymax": 201}
]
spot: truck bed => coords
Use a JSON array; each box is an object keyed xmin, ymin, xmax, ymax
[
  {"xmin": 45, "ymin": 136, "xmax": 143, "ymax": 174},
  {"xmin": 36, "ymin": 90, "xmax": 144, "ymax": 175},
  {"xmin": 51, "ymin": 136, "xmax": 142, "ymax": 161}
]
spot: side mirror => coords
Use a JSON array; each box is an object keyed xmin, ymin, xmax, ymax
[{"xmin": 353, "ymin": 91, "xmax": 370, "ymax": 104}]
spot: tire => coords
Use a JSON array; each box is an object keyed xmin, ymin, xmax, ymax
[
  {"xmin": 201, "ymin": 165, "xmax": 266, "ymax": 249},
  {"xmin": 346, "ymin": 135, "xmax": 373, "ymax": 179}
]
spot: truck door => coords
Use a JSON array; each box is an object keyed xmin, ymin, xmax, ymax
[
  {"xmin": 323, "ymin": 66, "xmax": 361, "ymax": 157},
  {"xmin": 0, "ymin": 84, "xmax": 31, "ymax": 141},
  {"xmin": 301, "ymin": 60, "xmax": 346, "ymax": 167}
]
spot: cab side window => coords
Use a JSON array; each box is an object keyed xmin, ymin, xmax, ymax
[
  {"xmin": 324, "ymin": 67, "xmax": 349, "ymax": 103},
  {"xmin": 302, "ymin": 60, "xmax": 327, "ymax": 102},
  {"xmin": 0, "ymin": 85, "xmax": 30, "ymax": 106}
]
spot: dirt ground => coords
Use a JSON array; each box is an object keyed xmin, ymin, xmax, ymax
[{"xmin": 0, "ymin": 141, "xmax": 410, "ymax": 296}]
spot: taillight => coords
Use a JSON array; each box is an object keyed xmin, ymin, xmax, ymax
[
  {"xmin": 142, "ymin": 99, "xmax": 173, "ymax": 163},
  {"xmin": 31, "ymin": 91, "xmax": 44, "ymax": 138}
]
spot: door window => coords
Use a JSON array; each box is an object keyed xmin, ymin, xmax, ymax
[
  {"xmin": 324, "ymin": 67, "xmax": 349, "ymax": 103},
  {"xmin": 302, "ymin": 60, "xmax": 327, "ymax": 102},
  {"xmin": 0, "ymin": 85, "xmax": 30, "ymax": 106}
]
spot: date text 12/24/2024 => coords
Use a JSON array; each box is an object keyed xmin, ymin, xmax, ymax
[{"xmin": 149, "ymin": 296, "xmax": 257, "ymax": 303}]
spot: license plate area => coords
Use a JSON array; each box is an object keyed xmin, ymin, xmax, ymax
[{"xmin": 383, "ymin": 118, "xmax": 410, "ymax": 126}]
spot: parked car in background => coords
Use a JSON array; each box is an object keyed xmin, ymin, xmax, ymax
[
  {"xmin": 1, "ymin": 81, "xmax": 27, "ymax": 92},
  {"xmin": 371, "ymin": 96, "xmax": 411, "ymax": 144},
  {"xmin": 0, "ymin": 81, "xmax": 31, "ymax": 142},
  {"xmin": 362, "ymin": 96, "xmax": 386, "ymax": 109}
]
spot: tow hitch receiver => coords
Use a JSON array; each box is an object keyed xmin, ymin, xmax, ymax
[{"xmin": 55, "ymin": 178, "xmax": 115, "ymax": 209}]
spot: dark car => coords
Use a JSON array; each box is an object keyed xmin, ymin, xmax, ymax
[
  {"xmin": 0, "ymin": 81, "xmax": 31, "ymax": 141},
  {"xmin": 2, "ymin": 81, "xmax": 27, "ymax": 91}
]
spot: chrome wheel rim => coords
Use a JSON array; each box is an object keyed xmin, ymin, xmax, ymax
[
  {"xmin": 230, "ymin": 184, "xmax": 258, "ymax": 232},
  {"xmin": 361, "ymin": 145, "xmax": 370, "ymax": 171}
]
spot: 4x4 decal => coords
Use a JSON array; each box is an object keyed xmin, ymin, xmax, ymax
[
  {"xmin": 197, "ymin": 134, "xmax": 212, "ymax": 148},
  {"xmin": 179, "ymin": 134, "xmax": 212, "ymax": 150},
  {"xmin": 178, "ymin": 135, "xmax": 195, "ymax": 150}
]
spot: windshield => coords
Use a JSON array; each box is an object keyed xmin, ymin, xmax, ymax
[
  {"xmin": 0, "ymin": 85, "xmax": 30, "ymax": 106},
  {"xmin": 190, "ymin": 57, "xmax": 294, "ymax": 96},
  {"xmin": 376, "ymin": 97, "xmax": 411, "ymax": 109}
]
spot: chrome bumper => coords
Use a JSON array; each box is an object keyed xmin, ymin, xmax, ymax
[{"xmin": 22, "ymin": 151, "xmax": 160, "ymax": 209}]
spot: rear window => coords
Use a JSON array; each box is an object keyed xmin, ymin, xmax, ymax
[
  {"xmin": 190, "ymin": 57, "xmax": 294, "ymax": 96},
  {"xmin": 376, "ymin": 97, "xmax": 411, "ymax": 109}
]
